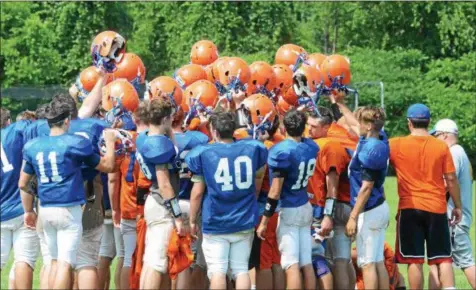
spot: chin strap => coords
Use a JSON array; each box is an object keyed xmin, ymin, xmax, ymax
[
  {"xmin": 75, "ymin": 76, "xmax": 89, "ymax": 102},
  {"xmin": 291, "ymin": 50, "xmax": 309, "ymax": 73},
  {"xmin": 91, "ymin": 45, "xmax": 117, "ymax": 73}
]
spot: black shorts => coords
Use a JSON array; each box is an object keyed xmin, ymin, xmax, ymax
[{"xmin": 395, "ymin": 209, "xmax": 452, "ymax": 265}]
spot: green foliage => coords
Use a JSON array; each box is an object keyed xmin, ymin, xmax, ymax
[
  {"xmin": 1, "ymin": 2, "xmax": 475, "ymax": 163},
  {"xmin": 424, "ymin": 52, "xmax": 476, "ymax": 165}
]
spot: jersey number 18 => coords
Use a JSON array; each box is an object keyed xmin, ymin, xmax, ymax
[{"xmin": 291, "ymin": 158, "xmax": 316, "ymax": 190}]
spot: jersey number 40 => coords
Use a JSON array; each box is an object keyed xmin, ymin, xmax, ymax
[{"xmin": 214, "ymin": 156, "xmax": 252, "ymax": 191}]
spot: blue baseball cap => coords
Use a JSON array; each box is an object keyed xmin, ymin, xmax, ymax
[{"xmin": 407, "ymin": 103, "xmax": 430, "ymax": 120}]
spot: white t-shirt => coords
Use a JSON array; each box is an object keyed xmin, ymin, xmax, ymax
[{"xmin": 447, "ymin": 144, "xmax": 474, "ymax": 228}]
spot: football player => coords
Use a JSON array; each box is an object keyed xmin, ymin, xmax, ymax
[
  {"xmin": 21, "ymin": 93, "xmax": 118, "ymax": 289},
  {"xmin": 19, "ymin": 100, "xmax": 117, "ymax": 289},
  {"xmin": 171, "ymin": 85, "xmax": 209, "ymax": 289},
  {"xmin": 344, "ymin": 106, "xmax": 390, "ymax": 290},
  {"xmin": 129, "ymin": 101, "xmax": 152, "ymax": 290},
  {"xmin": 102, "ymin": 79, "xmax": 140, "ymax": 290},
  {"xmin": 186, "ymin": 111, "xmax": 268, "ymax": 289},
  {"xmin": 135, "ymin": 98, "xmax": 186, "ymax": 289},
  {"xmin": 1, "ymin": 108, "xmax": 39, "ymax": 290},
  {"xmin": 307, "ymin": 107, "xmax": 353, "ymax": 290},
  {"xmin": 237, "ymin": 94, "xmax": 285, "ymax": 290},
  {"xmin": 256, "ymin": 109, "xmax": 319, "ymax": 290}
]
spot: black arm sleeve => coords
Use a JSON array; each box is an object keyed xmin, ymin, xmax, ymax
[
  {"xmin": 271, "ymin": 168, "xmax": 287, "ymax": 178},
  {"xmin": 330, "ymin": 103, "xmax": 343, "ymax": 121},
  {"xmin": 361, "ymin": 168, "xmax": 379, "ymax": 182}
]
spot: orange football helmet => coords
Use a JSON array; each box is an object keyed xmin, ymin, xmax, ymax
[
  {"xmin": 242, "ymin": 94, "xmax": 277, "ymax": 138},
  {"xmin": 283, "ymin": 86, "xmax": 299, "ymax": 106},
  {"xmin": 91, "ymin": 31, "xmax": 126, "ymax": 72},
  {"xmin": 208, "ymin": 57, "xmax": 229, "ymax": 83},
  {"xmin": 190, "ymin": 40, "xmax": 219, "ymax": 66},
  {"xmin": 102, "ymin": 79, "xmax": 139, "ymax": 113},
  {"xmin": 320, "ymin": 54, "xmax": 351, "ymax": 86},
  {"xmin": 145, "ymin": 76, "xmax": 183, "ymax": 109},
  {"xmin": 272, "ymin": 64, "xmax": 294, "ymax": 96},
  {"xmin": 182, "ymin": 80, "xmax": 218, "ymax": 126},
  {"xmin": 276, "ymin": 96, "xmax": 293, "ymax": 115},
  {"xmin": 296, "ymin": 64, "xmax": 325, "ymax": 92},
  {"xmin": 216, "ymin": 57, "xmax": 250, "ymax": 88},
  {"xmin": 112, "ymin": 53, "xmax": 146, "ymax": 87},
  {"xmin": 246, "ymin": 61, "xmax": 276, "ymax": 97},
  {"xmin": 174, "ymin": 64, "xmax": 207, "ymax": 89},
  {"xmin": 306, "ymin": 53, "xmax": 327, "ymax": 70},
  {"xmin": 76, "ymin": 66, "xmax": 113, "ymax": 102},
  {"xmin": 182, "ymin": 80, "xmax": 218, "ymax": 111},
  {"xmin": 274, "ymin": 44, "xmax": 307, "ymax": 70}
]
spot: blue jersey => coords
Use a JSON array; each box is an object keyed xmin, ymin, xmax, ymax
[
  {"xmin": 69, "ymin": 118, "xmax": 108, "ymax": 181},
  {"xmin": 1, "ymin": 120, "xmax": 32, "ymax": 221},
  {"xmin": 186, "ymin": 140, "xmax": 267, "ymax": 234},
  {"xmin": 23, "ymin": 119, "xmax": 108, "ymax": 181},
  {"xmin": 348, "ymin": 132, "xmax": 389, "ymax": 211},
  {"xmin": 136, "ymin": 132, "xmax": 177, "ymax": 184},
  {"xmin": 23, "ymin": 134, "xmax": 101, "ymax": 207},
  {"xmin": 175, "ymin": 131, "xmax": 209, "ymax": 200},
  {"xmin": 267, "ymin": 138, "xmax": 319, "ymax": 208},
  {"xmin": 23, "ymin": 119, "xmax": 50, "ymax": 142}
]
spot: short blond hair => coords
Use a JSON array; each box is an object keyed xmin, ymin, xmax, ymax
[{"xmin": 358, "ymin": 106, "xmax": 386, "ymax": 131}]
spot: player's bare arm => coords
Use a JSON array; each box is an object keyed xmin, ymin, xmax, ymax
[
  {"xmin": 78, "ymin": 69, "xmax": 109, "ymax": 119},
  {"xmin": 346, "ymin": 179, "xmax": 374, "ymax": 238},
  {"xmin": 189, "ymin": 177, "xmax": 205, "ymax": 239},
  {"xmin": 108, "ymin": 171, "xmax": 121, "ymax": 227},
  {"xmin": 332, "ymin": 99, "xmax": 360, "ymax": 136},
  {"xmin": 95, "ymin": 129, "xmax": 117, "ymax": 173},
  {"xmin": 156, "ymin": 165, "xmax": 187, "ymax": 236},
  {"xmin": 257, "ymin": 176, "xmax": 284, "ymax": 240},
  {"xmin": 444, "ymin": 172, "xmax": 463, "ymax": 225},
  {"xmin": 18, "ymin": 164, "xmax": 36, "ymax": 229},
  {"xmin": 321, "ymin": 168, "xmax": 338, "ymax": 236},
  {"xmin": 254, "ymin": 166, "xmax": 266, "ymax": 198}
]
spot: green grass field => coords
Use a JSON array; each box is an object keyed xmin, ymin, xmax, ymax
[{"xmin": 1, "ymin": 177, "xmax": 474, "ymax": 289}]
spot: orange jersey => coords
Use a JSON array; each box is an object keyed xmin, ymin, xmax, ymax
[
  {"xmin": 326, "ymin": 123, "xmax": 356, "ymax": 204},
  {"xmin": 307, "ymin": 138, "xmax": 349, "ymax": 206},
  {"xmin": 327, "ymin": 122, "xmax": 358, "ymax": 150},
  {"xmin": 137, "ymin": 170, "xmax": 152, "ymax": 189},
  {"xmin": 119, "ymin": 131, "xmax": 140, "ymax": 219},
  {"xmin": 167, "ymin": 231, "xmax": 194, "ymax": 280},
  {"xmin": 354, "ymin": 242, "xmax": 399, "ymax": 290},
  {"xmin": 389, "ymin": 135, "xmax": 455, "ymax": 213}
]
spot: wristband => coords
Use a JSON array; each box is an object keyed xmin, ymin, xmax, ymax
[
  {"xmin": 263, "ymin": 198, "xmax": 279, "ymax": 217},
  {"xmin": 164, "ymin": 196, "xmax": 182, "ymax": 218},
  {"xmin": 324, "ymin": 198, "xmax": 336, "ymax": 218}
]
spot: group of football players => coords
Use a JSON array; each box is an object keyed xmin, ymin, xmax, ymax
[{"xmin": 0, "ymin": 29, "xmax": 472, "ymax": 290}]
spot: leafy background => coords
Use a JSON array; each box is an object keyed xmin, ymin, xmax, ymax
[{"xmin": 1, "ymin": 2, "xmax": 475, "ymax": 164}]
